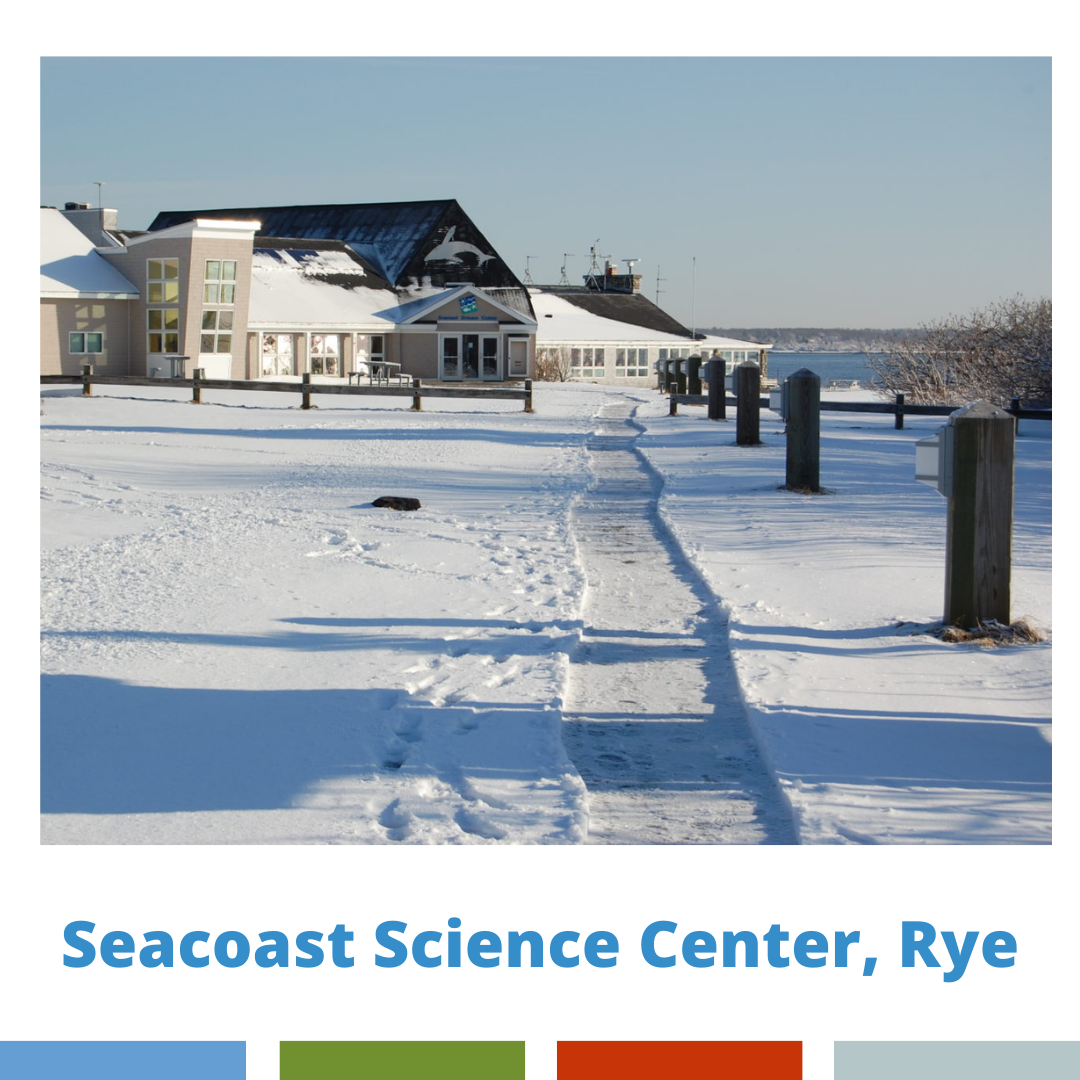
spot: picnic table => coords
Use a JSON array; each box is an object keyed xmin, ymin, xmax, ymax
[{"xmin": 348, "ymin": 362, "xmax": 410, "ymax": 386}]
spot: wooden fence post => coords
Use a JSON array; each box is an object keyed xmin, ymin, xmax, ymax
[
  {"xmin": 706, "ymin": 359, "xmax": 725, "ymax": 420},
  {"xmin": 192, "ymin": 367, "xmax": 204, "ymax": 404},
  {"xmin": 895, "ymin": 391, "xmax": 905, "ymax": 430},
  {"xmin": 669, "ymin": 388, "xmax": 678, "ymax": 416},
  {"xmin": 81, "ymin": 364, "xmax": 93, "ymax": 396},
  {"xmin": 524, "ymin": 379, "xmax": 534, "ymax": 413},
  {"xmin": 943, "ymin": 401, "xmax": 1015, "ymax": 627},
  {"xmin": 687, "ymin": 356, "xmax": 702, "ymax": 396},
  {"xmin": 735, "ymin": 361, "xmax": 761, "ymax": 445},
  {"xmin": 301, "ymin": 372, "xmax": 313, "ymax": 410},
  {"xmin": 785, "ymin": 367, "xmax": 821, "ymax": 492},
  {"xmin": 411, "ymin": 377, "xmax": 423, "ymax": 411}
]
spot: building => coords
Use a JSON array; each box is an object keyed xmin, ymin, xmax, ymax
[
  {"xmin": 531, "ymin": 262, "xmax": 769, "ymax": 385},
  {"xmin": 41, "ymin": 199, "xmax": 765, "ymax": 386},
  {"xmin": 40, "ymin": 199, "xmax": 537, "ymax": 383}
]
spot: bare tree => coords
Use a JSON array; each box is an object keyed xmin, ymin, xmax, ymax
[
  {"xmin": 869, "ymin": 296, "xmax": 1051, "ymax": 406},
  {"xmin": 534, "ymin": 345, "xmax": 574, "ymax": 382}
]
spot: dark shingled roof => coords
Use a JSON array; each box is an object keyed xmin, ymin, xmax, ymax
[
  {"xmin": 537, "ymin": 288, "xmax": 696, "ymax": 338},
  {"xmin": 150, "ymin": 201, "xmax": 455, "ymax": 284},
  {"xmin": 253, "ymin": 236, "xmax": 393, "ymax": 290}
]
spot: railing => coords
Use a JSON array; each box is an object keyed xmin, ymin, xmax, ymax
[
  {"xmin": 40, "ymin": 368, "xmax": 535, "ymax": 413},
  {"xmin": 667, "ymin": 389, "xmax": 1050, "ymax": 426}
]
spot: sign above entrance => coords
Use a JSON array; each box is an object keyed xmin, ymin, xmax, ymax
[{"xmin": 459, "ymin": 295, "xmax": 479, "ymax": 314}]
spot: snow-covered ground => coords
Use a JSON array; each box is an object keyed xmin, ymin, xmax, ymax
[{"xmin": 39, "ymin": 381, "xmax": 1051, "ymax": 844}]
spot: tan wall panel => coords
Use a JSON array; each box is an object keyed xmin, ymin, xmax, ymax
[
  {"xmin": 399, "ymin": 333, "xmax": 439, "ymax": 380},
  {"xmin": 40, "ymin": 298, "xmax": 133, "ymax": 376}
]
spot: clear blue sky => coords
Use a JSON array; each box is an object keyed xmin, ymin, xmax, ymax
[{"xmin": 40, "ymin": 56, "xmax": 1051, "ymax": 329}]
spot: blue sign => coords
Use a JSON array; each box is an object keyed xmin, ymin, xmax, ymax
[{"xmin": 459, "ymin": 295, "xmax": 479, "ymax": 314}]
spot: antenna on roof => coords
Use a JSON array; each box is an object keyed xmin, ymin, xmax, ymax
[
  {"xmin": 584, "ymin": 240, "xmax": 610, "ymax": 290},
  {"xmin": 94, "ymin": 181, "xmax": 105, "ymax": 208},
  {"xmin": 623, "ymin": 258, "xmax": 639, "ymax": 276},
  {"xmin": 523, "ymin": 255, "xmax": 537, "ymax": 286},
  {"xmin": 558, "ymin": 254, "xmax": 575, "ymax": 287},
  {"xmin": 690, "ymin": 255, "xmax": 697, "ymax": 339},
  {"xmin": 655, "ymin": 265, "xmax": 666, "ymax": 305}
]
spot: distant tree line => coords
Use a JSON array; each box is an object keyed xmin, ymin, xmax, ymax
[{"xmin": 700, "ymin": 327, "xmax": 920, "ymax": 352}]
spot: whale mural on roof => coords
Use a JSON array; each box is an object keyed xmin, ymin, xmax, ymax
[{"xmin": 424, "ymin": 226, "xmax": 495, "ymax": 266}]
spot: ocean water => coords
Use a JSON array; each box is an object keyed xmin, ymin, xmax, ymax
[{"xmin": 766, "ymin": 351, "xmax": 881, "ymax": 386}]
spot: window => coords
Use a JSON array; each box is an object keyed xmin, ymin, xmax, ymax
[
  {"xmin": 148, "ymin": 308, "xmax": 180, "ymax": 353},
  {"xmin": 262, "ymin": 333, "xmax": 294, "ymax": 376},
  {"xmin": 615, "ymin": 347, "xmax": 649, "ymax": 377},
  {"xmin": 204, "ymin": 260, "xmax": 237, "ymax": 305},
  {"xmin": 355, "ymin": 334, "xmax": 385, "ymax": 368},
  {"xmin": 309, "ymin": 333, "xmax": 341, "ymax": 376},
  {"xmin": 200, "ymin": 310, "xmax": 234, "ymax": 354},
  {"xmin": 69, "ymin": 332, "xmax": 103, "ymax": 354},
  {"xmin": 442, "ymin": 337, "xmax": 460, "ymax": 378},
  {"xmin": 147, "ymin": 258, "xmax": 179, "ymax": 303}
]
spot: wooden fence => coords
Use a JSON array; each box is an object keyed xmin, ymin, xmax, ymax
[
  {"xmin": 40, "ymin": 369, "xmax": 535, "ymax": 413},
  {"xmin": 667, "ymin": 390, "xmax": 1051, "ymax": 426}
]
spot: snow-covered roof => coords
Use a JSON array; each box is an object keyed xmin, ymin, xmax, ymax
[
  {"xmin": 40, "ymin": 208, "xmax": 139, "ymax": 299},
  {"xmin": 248, "ymin": 246, "xmax": 400, "ymax": 328},
  {"xmin": 531, "ymin": 288, "xmax": 698, "ymax": 344}
]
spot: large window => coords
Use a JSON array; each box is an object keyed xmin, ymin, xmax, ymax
[
  {"xmin": 261, "ymin": 333, "xmax": 294, "ymax": 376},
  {"xmin": 309, "ymin": 334, "xmax": 341, "ymax": 376},
  {"xmin": 200, "ymin": 310, "xmax": 234, "ymax": 354},
  {"xmin": 69, "ymin": 332, "xmax": 103, "ymax": 354},
  {"xmin": 147, "ymin": 308, "xmax": 180, "ymax": 353},
  {"xmin": 570, "ymin": 346, "xmax": 606, "ymax": 379},
  {"xmin": 147, "ymin": 258, "xmax": 179, "ymax": 303},
  {"xmin": 616, "ymin": 348, "xmax": 650, "ymax": 378},
  {"xmin": 204, "ymin": 260, "xmax": 237, "ymax": 305}
]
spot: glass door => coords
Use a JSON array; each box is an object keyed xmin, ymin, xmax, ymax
[{"xmin": 441, "ymin": 334, "xmax": 500, "ymax": 380}]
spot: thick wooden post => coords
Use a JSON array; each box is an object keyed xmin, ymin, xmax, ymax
[
  {"xmin": 687, "ymin": 356, "xmax": 702, "ymax": 396},
  {"xmin": 669, "ymin": 388, "xmax": 678, "ymax": 416},
  {"xmin": 524, "ymin": 379, "xmax": 534, "ymax": 413},
  {"xmin": 735, "ymin": 361, "xmax": 761, "ymax": 445},
  {"xmin": 895, "ymin": 391, "xmax": 905, "ymax": 430},
  {"xmin": 81, "ymin": 364, "xmax": 93, "ymax": 396},
  {"xmin": 192, "ymin": 367, "xmax": 204, "ymax": 404},
  {"xmin": 944, "ymin": 402, "xmax": 1015, "ymax": 627},
  {"xmin": 411, "ymin": 377, "xmax": 423, "ymax": 411},
  {"xmin": 301, "ymin": 371, "xmax": 313, "ymax": 410},
  {"xmin": 785, "ymin": 367, "xmax": 821, "ymax": 491},
  {"xmin": 706, "ymin": 359, "xmax": 725, "ymax": 420}
]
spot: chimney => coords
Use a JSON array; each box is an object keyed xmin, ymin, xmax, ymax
[{"xmin": 61, "ymin": 202, "xmax": 120, "ymax": 245}]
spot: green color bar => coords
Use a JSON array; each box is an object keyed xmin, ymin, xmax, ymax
[{"xmin": 280, "ymin": 1041, "xmax": 525, "ymax": 1080}]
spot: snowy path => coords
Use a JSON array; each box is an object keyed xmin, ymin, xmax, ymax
[{"xmin": 563, "ymin": 399, "xmax": 796, "ymax": 844}]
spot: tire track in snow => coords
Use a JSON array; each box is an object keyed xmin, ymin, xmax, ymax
[{"xmin": 563, "ymin": 398, "xmax": 796, "ymax": 844}]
